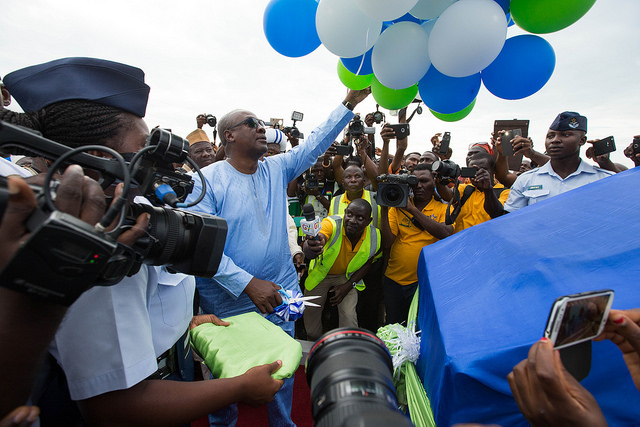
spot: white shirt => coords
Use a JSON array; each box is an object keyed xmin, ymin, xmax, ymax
[{"xmin": 504, "ymin": 160, "xmax": 614, "ymax": 212}]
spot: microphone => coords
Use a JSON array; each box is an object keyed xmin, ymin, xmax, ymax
[{"xmin": 300, "ymin": 203, "xmax": 320, "ymax": 240}]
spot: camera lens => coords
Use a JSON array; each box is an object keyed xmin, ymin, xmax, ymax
[
  {"xmin": 306, "ymin": 328, "xmax": 408, "ymax": 427},
  {"xmin": 381, "ymin": 185, "xmax": 403, "ymax": 204}
]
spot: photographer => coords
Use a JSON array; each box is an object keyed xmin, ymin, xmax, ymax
[
  {"xmin": 2, "ymin": 57, "xmax": 284, "ymax": 426},
  {"xmin": 381, "ymin": 164, "xmax": 453, "ymax": 324},
  {"xmin": 437, "ymin": 150, "xmax": 508, "ymax": 233},
  {"xmin": 302, "ymin": 199, "xmax": 381, "ymax": 341},
  {"xmin": 0, "ymin": 166, "xmax": 147, "ymax": 421}
]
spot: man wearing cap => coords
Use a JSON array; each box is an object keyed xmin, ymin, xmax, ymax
[
  {"xmin": 1, "ymin": 57, "xmax": 284, "ymax": 425},
  {"xmin": 504, "ymin": 112, "xmax": 614, "ymax": 212},
  {"xmin": 186, "ymin": 128, "xmax": 216, "ymax": 169}
]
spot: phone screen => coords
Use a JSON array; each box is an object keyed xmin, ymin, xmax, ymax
[{"xmin": 546, "ymin": 290, "xmax": 614, "ymax": 349}]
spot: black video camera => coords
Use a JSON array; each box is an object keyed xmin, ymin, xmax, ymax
[
  {"xmin": 283, "ymin": 111, "xmax": 305, "ymax": 140},
  {"xmin": 375, "ymin": 173, "xmax": 418, "ymax": 208},
  {"xmin": 304, "ymin": 169, "xmax": 323, "ymax": 191},
  {"xmin": 0, "ymin": 121, "xmax": 228, "ymax": 305},
  {"xmin": 431, "ymin": 159, "xmax": 461, "ymax": 184},
  {"xmin": 347, "ymin": 115, "xmax": 375, "ymax": 139}
]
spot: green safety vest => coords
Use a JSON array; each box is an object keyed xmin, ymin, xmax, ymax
[
  {"xmin": 305, "ymin": 215, "xmax": 381, "ymax": 291},
  {"xmin": 330, "ymin": 190, "xmax": 379, "ymax": 228}
]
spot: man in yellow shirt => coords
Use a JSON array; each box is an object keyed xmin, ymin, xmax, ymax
[
  {"xmin": 451, "ymin": 151, "xmax": 509, "ymax": 233},
  {"xmin": 381, "ymin": 163, "xmax": 454, "ymax": 324},
  {"xmin": 302, "ymin": 199, "xmax": 381, "ymax": 341}
]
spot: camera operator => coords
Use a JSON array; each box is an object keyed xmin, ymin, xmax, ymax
[
  {"xmin": 0, "ymin": 166, "xmax": 148, "ymax": 421},
  {"xmin": 437, "ymin": 150, "xmax": 508, "ymax": 233},
  {"xmin": 381, "ymin": 164, "xmax": 453, "ymax": 324},
  {"xmin": 184, "ymin": 88, "xmax": 371, "ymax": 426},
  {"xmin": 2, "ymin": 57, "xmax": 284, "ymax": 426}
]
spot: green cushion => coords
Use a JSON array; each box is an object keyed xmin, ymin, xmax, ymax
[{"xmin": 190, "ymin": 312, "xmax": 302, "ymax": 380}]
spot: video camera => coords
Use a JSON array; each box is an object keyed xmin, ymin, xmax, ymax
[
  {"xmin": 283, "ymin": 111, "xmax": 304, "ymax": 140},
  {"xmin": 347, "ymin": 114, "xmax": 375, "ymax": 139},
  {"xmin": 375, "ymin": 173, "xmax": 418, "ymax": 208},
  {"xmin": 0, "ymin": 121, "xmax": 228, "ymax": 305},
  {"xmin": 304, "ymin": 168, "xmax": 323, "ymax": 192}
]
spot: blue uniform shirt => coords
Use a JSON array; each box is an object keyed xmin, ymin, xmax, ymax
[{"xmin": 504, "ymin": 159, "xmax": 614, "ymax": 212}]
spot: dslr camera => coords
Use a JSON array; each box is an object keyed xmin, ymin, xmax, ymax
[
  {"xmin": 431, "ymin": 159, "xmax": 461, "ymax": 184},
  {"xmin": 205, "ymin": 114, "xmax": 217, "ymax": 128},
  {"xmin": 0, "ymin": 121, "xmax": 228, "ymax": 305},
  {"xmin": 371, "ymin": 105, "xmax": 385, "ymax": 124},
  {"xmin": 375, "ymin": 173, "xmax": 418, "ymax": 208}
]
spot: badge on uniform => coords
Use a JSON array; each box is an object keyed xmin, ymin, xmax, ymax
[
  {"xmin": 568, "ymin": 117, "xmax": 580, "ymax": 129},
  {"xmin": 527, "ymin": 185, "xmax": 543, "ymax": 190}
]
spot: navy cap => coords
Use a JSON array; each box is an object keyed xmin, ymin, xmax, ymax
[
  {"xmin": 3, "ymin": 57, "xmax": 150, "ymax": 117},
  {"xmin": 549, "ymin": 111, "xmax": 587, "ymax": 133}
]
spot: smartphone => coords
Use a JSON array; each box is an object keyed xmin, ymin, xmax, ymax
[
  {"xmin": 460, "ymin": 167, "xmax": 476, "ymax": 178},
  {"xmin": 494, "ymin": 119, "xmax": 529, "ymax": 171},
  {"xmin": 389, "ymin": 123, "xmax": 410, "ymax": 139},
  {"xmin": 335, "ymin": 142, "xmax": 353, "ymax": 156},
  {"xmin": 543, "ymin": 289, "xmax": 614, "ymax": 350},
  {"xmin": 500, "ymin": 128, "xmax": 522, "ymax": 157},
  {"xmin": 439, "ymin": 132, "xmax": 451, "ymax": 154},
  {"xmin": 633, "ymin": 137, "xmax": 640, "ymax": 155},
  {"xmin": 592, "ymin": 136, "xmax": 616, "ymax": 157}
]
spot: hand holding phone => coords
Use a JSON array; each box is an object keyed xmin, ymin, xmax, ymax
[
  {"xmin": 544, "ymin": 289, "xmax": 614, "ymax": 350},
  {"xmin": 439, "ymin": 132, "xmax": 451, "ymax": 154},
  {"xmin": 388, "ymin": 123, "xmax": 410, "ymax": 139},
  {"xmin": 591, "ymin": 136, "xmax": 616, "ymax": 157},
  {"xmin": 501, "ymin": 129, "xmax": 522, "ymax": 157}
]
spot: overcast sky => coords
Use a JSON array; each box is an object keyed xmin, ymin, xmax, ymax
[{"xmin": 1, "ymin": 0, "xmax": 638, "ymax": 166}]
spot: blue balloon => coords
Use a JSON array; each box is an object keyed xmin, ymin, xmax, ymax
[
  {"xmin": 263, "ymin": 0, "xmax": 321, "ymax": 58},
  {"xmin": 481, "ymin": 35, "xmax": 555, "ymax": 100},
  {"xmin": 418, "ymin": 67, "xmax": 481, "ymax": 115},
  {"xmin": 506, "ymin": 12, "xmax": 515, "ymax": 27},
  {"xmin": 341, "ymin": 48, "xmax": 374, "ymax": 76},
  {"xmin": 392, "ymin": 13, "xmax": 425, "ymax": 24}
]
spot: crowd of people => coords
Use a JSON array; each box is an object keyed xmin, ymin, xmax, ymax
[{"xmin": 1, "ymin": 57, "xmax": 639, "ymax": 426}]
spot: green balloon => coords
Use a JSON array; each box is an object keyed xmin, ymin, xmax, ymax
[
  {"xmin": 371, "ymin": 77, "xmax": 418, "ymax": 110},
  {"xmin": 337, "ymin": 61, "xmax": 373, "ymax": 90},
  {"xmin": 510, "ymin": 0, "xmax": 596, "ymax": 34},
  {"xmin": 430, "ymin": 99, "xmax": 476, "ymax": 122}
]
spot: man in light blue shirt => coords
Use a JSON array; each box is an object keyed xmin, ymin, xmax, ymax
[
  {"xmin": 505, "ymin": 112, "xmax": 614, "ymax": 212},
  {"xmin": 186, "ymin": 89, "xmax": 371, "ymax": 426}
]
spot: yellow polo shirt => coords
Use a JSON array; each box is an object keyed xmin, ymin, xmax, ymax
[
  {"xmin": 385, "ymin": 198, "xmax": 450, "ymax": 286},
  {"xmin": 319, "ymin": 219, "xmax": 365, "ymax": 275},
  {"xmin": 453, "ymin": 184, "xmax": 510, "ymax": 233}
]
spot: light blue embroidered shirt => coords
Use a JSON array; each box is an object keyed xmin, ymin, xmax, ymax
[{"xmin": 185, "ymin": 104, "xmax": 353, "ymax": 328}]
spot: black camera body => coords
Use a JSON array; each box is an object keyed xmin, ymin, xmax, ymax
[
  {"xmin": 634, "ymin": 136, "xmax": 640, "ymax": 155},
  {"xmin": 431, "ymin": 159, "xmax": 461, "ymax": 183},
  {"xmin": 0, "ymin": 121, "xmax": 228, "ymax": 305},
  {"xmin": 348, "ymin": 115, "xmax": 375, "ymax": 139},
  {"xmin": 376, "ymin": 173, "xmax": 418, "ymax": 208},
  {"xmin": 282, "ymin": 126, "xmax": 304, "ymax": 140},
  {"xmin": 372, "ymin": 110, "xmax": 385, "ymax": 124},
  {"xmin": 205, "ymin": 114, "xmax": 217, "ymax": 128},
  {"xmin": 304, "ymin": 170, "xmax": 324, "ymax": 191}
]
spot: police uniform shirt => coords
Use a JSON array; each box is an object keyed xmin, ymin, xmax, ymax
[{"xmin": 504, "ymin": 160, "xmax": 614, "ymax": 212}]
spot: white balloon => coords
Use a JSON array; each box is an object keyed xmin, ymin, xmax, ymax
[
  {"xmin": 316, "ymin": 0, "xmax": 382, "ymax": 58},
  {"xmin": 354, "ymin": 0, "xmax": 419, "ymax": 21},
  {"xmin": 410, "ymin": 0, "xmax": 457, "ymax": 20},
  {"xmin": 421, "ymin": 19, "xmax": 437, "ymax": 36},
  {"xmin": 372, "ymin": 22, "xmax": 430, "ymax": 89},
  {"xmin": 428, "ymin": 0, "xmax": 507, "ymax": 77}
]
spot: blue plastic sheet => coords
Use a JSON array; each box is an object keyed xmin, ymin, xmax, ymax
[{"xmin": 415, "ymin": 167, "xmax": 640, "ymax": 426}]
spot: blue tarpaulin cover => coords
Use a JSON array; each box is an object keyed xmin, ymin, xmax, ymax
[{"xmin": 415, "ymin": 167, "xmax": 640, "ymax": 426}]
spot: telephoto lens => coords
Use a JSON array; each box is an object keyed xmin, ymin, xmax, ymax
[{"xmin": 305, "ymin": 328, "xmax": 413, "ymax": 427}]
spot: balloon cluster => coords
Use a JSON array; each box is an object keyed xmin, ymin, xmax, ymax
[{"xmin": 264, "ymin": 0, "xmax": 596, "ymax": 121}]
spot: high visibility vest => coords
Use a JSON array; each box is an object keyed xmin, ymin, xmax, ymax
[
  {"xmin": 305, "ymin": 215, "xmax": 381, "ymax": 291},
  {"xmin": 329, "ymin": 190, "xmax": 379, "ymax": 228}
]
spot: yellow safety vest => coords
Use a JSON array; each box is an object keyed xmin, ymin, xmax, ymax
[
  {"xmin": 329, "ymin": 190, "xmax": 380, "ymax": 228},
  {"xmin": 305, "ymin": 215, "xmax": 381, "ymax": 291}
]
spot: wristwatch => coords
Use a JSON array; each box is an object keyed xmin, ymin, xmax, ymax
[{"xmin": 342, "ymin": 100, "xmax": 354, "ymax": 111}]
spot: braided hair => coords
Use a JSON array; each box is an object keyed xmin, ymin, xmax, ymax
[{"xmin": 0, "ymin": 100, "xmax": 137, "ymax": 150}]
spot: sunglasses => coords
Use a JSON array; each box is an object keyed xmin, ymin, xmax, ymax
[{"xmin": 228, "ymin": 117, "xmax": 266, "ymax": 130}]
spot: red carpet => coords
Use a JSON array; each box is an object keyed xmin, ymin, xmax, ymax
[{"xmin": 191, "ymin": 365, "xmax": 312, "ymax": 427}]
